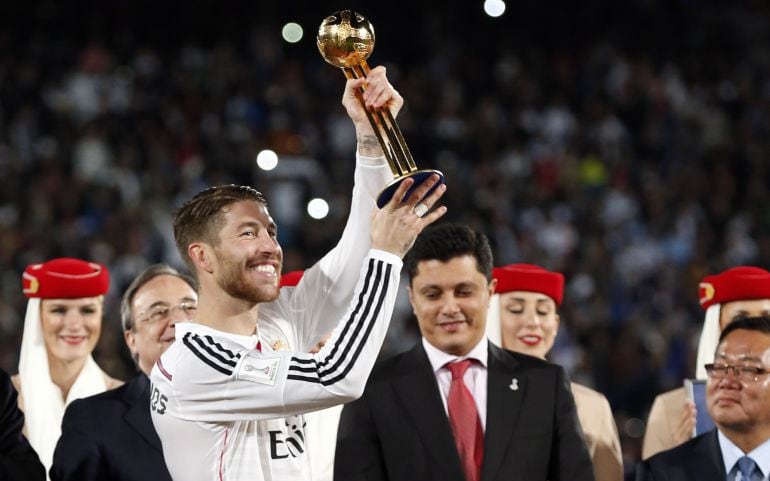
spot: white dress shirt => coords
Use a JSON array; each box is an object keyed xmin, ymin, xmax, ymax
[
  {"xmin": 422, "ymin": 336, "xmax": 488, "ymax": 430},
  {"xmin": 718, "ymin": 429, "xmax": 770, "ymax": 480}
]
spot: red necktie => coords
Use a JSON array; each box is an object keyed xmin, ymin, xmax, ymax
[{"xmin": 446, "ymin": 360, "xmax": 484, "ymax": 481}]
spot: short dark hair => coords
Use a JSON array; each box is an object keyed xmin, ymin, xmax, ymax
[
  {"xmin": 403, "ymin": 223, "xmax": 493, "ymax": 283},
  {"xmin": 173, "ymin": 185, "xmax": 267, "ymax": 272},
  {"xmin": 718, "ymin": 316, "xmax": 770, "ymax": 345},
  {"xmin": 120, "ymin": 264, "xmax": 197, "ymax": 331}
]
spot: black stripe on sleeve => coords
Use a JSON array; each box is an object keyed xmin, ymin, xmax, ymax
[
  {"xmin": 315, "ymin": 260, "xmax": 385, "ymax": 379},
  {"xmin": 287, "ymin": 258, "xmax": 377, "ymax": 374},
  {"xmin": 320, "ymin": 262, "xmax": 391, "ymax": 385},
  {"xmin": 189, "ymin": 334, "xmax": 238, "ymax": 367},
  {"xmin": 314, "ymin": 258, "xmax": 378, "ymax": 370},
  {"xmin": 290, "ymin": 357, "xmax": 315, "ymax": 365},
  {"xmin": 287, "ymin": 258, "xmax": 392, "ymax": 385},
  {"xmin": 287, "ymin": 373, "xmax": 320, "ymax": 383},
  {"xmin": 182, "ymin": 333, "xmax": 234, "ymax": 375},
  {"xmin": 287, "ymin": 258, "xmax": 379, "ymax": 375},
  {"xmin": 204, "ymin": 335, "xmax": 243, "ymax": 360}
]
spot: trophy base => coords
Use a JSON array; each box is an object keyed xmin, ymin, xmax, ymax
[{"xmin": 376, "ymin": 169, "xmax": 445, "ymax": 209}]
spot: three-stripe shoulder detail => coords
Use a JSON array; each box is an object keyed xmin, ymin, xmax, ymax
[
  {"xmin": 287, "ymin": 257, "xmax": 392, "ymax": 385},
  {"xmin": 182, "ymin": 332, "xmax": 243, "ymax": 376}
]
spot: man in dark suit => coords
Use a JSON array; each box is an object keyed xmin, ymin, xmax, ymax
[
  {"xmin": 0, "ymin": 368, "xmax": 45, "ymax": 481},
  {"xmin": 334, "ymin": 223, "xmax": 594, "ymax": 481},
  {"xmin": 637, "ymin": 316, "xmax": 770, "ymax": 481},
  {"xmin": 50, "ymin": 264, "xmax": 197, "ymax": 481}
]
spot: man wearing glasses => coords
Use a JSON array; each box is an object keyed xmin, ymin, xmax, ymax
[
  {"xmin": 637, "ymin": 316, "xmax": 770, "ymax": 480},
  {"xmin": 643, "ymin": 266, "xmax": 770, "ymax": 459},
  {"xmin": 50, "ymin": 264, "xmax": 197, "ymax": 481}
]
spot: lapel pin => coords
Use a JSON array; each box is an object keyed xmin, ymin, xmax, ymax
[{"xmin": 509, "ymin": 378, "xmax": 519, "ymax": 391}]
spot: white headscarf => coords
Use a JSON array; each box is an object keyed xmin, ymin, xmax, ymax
[
  {"xmin": 485, "ymin": 293, "xmax": 502, "ymax": 346},
  {"xmin": 18, "ymin": 298, "xmax": 108, "ymax": 478},
  {"xmin": 694, "ymin": 304, "xmax": 721, "ymax": 380}
]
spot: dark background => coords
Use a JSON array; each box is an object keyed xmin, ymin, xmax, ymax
[{"xmin": 1, "ymin": 0, "xmax": 769, "ymax": 476}]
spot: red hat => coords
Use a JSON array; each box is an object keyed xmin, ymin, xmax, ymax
[
  {"xmin": 699, "ymin": 266, "xmax": 770, "ymax": 310},
  {"xmin": 493, "ymin": 263, "xmax": 565, "ymax": 305},
  {"xmin": 280, "ymin": 270, "xmax": 304, "ymax": 288},
  {"xmin": 22, "ymin": 258, "xmax": 110, "ymax": 299}
]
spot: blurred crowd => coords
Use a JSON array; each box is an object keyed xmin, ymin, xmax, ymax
[{"xmin": 0, "ymin": 0, "xmax": 769, "ymax": 473}]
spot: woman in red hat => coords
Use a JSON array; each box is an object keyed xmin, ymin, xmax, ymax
[
  {"xmin": 12, "ymin": 257, "xmax": 122, "ymax": 477},
  {"xmin": 641, "ymin": 266, "xmax": 770, "ymax": 459},
  {"xmin": 486, "ymin": 263, "xmax": 622, "ymax": 481}
]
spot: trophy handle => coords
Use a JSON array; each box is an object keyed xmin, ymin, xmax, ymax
[{"xmin": 343, "ymin": 61, "xmax": 418, "ymax": 178}]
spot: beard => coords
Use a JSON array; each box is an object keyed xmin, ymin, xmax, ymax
[{"xmin": 215, "ymin": 251, "xmax": 281, "ymax": 304}]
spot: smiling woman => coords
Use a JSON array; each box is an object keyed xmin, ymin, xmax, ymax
[
  {"xmin": 39, "ymin": 298, "xmax": 102, "ymax": 365},
  {"xmin": 486, "ymin": 264, "xmax": 623, "ymax": 481},
  {"xmin": 12, "ymin": 258, "xmax": 123, "ymax": 477}
]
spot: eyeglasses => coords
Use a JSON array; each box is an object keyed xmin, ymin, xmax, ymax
[
  {"xmin": 704, "ymin": 363, "xmax": 770, "ymax": 383},
  {"xmin": 135, "ymin": 302, "xmax": 197, "ymax": 326}
]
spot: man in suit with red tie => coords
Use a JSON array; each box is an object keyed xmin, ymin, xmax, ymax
[{"xmin": 334, "ymin": 223, "xmax": 594, "ymax": 481}]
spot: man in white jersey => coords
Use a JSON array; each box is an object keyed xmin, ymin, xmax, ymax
[{"xmin": 150, "ymin": 67, "xmax": 447, "ymax": 481}]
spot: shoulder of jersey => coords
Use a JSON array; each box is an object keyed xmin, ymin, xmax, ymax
[{"xmin": 180, "ymin": 331, "xmax": 244, "ymax": 376}]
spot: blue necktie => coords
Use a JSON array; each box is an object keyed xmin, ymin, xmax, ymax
[{"xmin": 737, "ymin": 456, "xmax": 762, "ymax": 481}]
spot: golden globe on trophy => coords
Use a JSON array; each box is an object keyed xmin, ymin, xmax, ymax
[{"xmin": 317, "ymin": 10, "xmax": 444, "ymax": 208}]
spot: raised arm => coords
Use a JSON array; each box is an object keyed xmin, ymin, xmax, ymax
[
  {"xmin": 280, "ymin": 66, "xmax": 428, "ymax": 350},
  {"xmin": 157, "ymin": 179, "xmax": 447, "ymax": 422}
]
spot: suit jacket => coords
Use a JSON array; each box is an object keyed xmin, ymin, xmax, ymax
[
  {"xmin": 636, "ymin": 429, "xmax": 724, "ymax": 481},
  {"xmin": 334, "ymin": 341, "xmax": 594, "ymax": 481},
  {"xmin": 50, "ymin": 373, "xmax": 172, "ymax": 481},
  {"xmin": 0, "ymin": 369, "xmax": 45, "ymax": 481}
]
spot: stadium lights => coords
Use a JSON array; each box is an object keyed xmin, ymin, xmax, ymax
[
  {"xmin": 282, "ymin": 22, "xmax": 304, "ymax": 43},
  {"xmin": 307, "ymin": 198, "xmax": 329, "ymax": 220},
  {"xmin": 483, "ymin": 0, "xmax": 506, "ymax": 17},
  {"xmin": 256, "ymin": 149, "xmax": 278, "ymax": 170}
]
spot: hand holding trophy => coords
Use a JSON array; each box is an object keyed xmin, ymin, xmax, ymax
[{"xmin": 317, "ymin": 10, "xmax": 445, "ymax": 208}]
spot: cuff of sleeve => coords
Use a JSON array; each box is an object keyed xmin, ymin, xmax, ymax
[
  {"xmin": 368, "ymin": 249, "xmax": 404, "ymax": 269},
  {"xmin": 356, "ymin": 152, "xmax": 387, "ymax": 167}
]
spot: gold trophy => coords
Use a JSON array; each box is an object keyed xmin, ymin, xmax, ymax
[{"xmin": 317, "ymin": 10, "xmax": 444, "ymax": 208}]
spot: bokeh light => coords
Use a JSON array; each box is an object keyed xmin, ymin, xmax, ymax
[
  {"xmin": 307, "ymin": 198, "xmax": 330, "ymax": 219},
  {"xmin": 483, "ymin": 0, "xmax": 506, "ymax": 17},
  {"xmin": 256, "ymin": 149, "xmax": 278, "ymax": 170},
  {"xmin": 282, "ymin": 22, "xmax": 304, "ymax": 43}
]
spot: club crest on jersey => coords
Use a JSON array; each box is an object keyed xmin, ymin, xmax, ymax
[{"xmin": 236, "ymin": 355, "xmax": 280, "ymax": 385}]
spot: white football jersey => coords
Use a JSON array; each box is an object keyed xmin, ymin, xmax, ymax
[{"xmin": 151, "ymin": 251, "xmax": 401, "ymax": 481}]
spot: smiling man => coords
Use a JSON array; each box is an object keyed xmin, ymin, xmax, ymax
[
  {"xmin": 334, "ymin": 223, "xmax": 594, "ymax": 481},
  {"xmin": 149, "ymin": 66, "xmax": 447, "ymax": 481},
  {"xmin": 51, "ymin": 264, "xmax": 197, "ymax": 481},
  {"xmin": 637, "ymin": 316, "xmax": 770, "ymax": 480}
]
